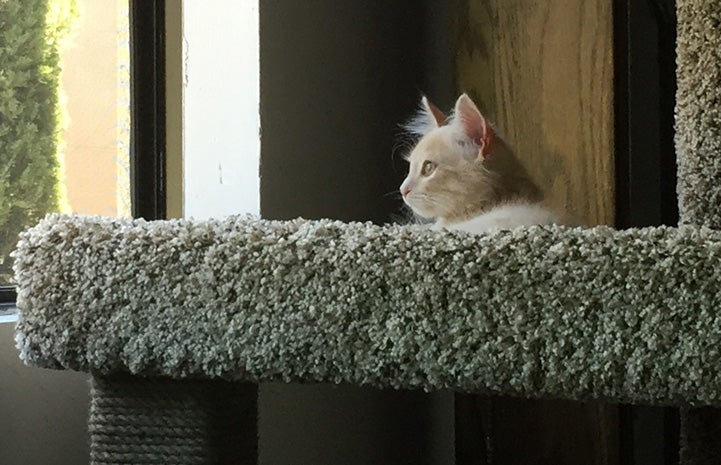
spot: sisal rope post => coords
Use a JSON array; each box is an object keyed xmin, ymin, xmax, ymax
[{"xmin": 89, "ymin": 375, "xmax": 257, "ymax": 465}]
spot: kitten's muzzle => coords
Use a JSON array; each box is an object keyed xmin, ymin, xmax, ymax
[{"xmin": 400, "ymin": 178, "xmax": 412, "ymax": 198}]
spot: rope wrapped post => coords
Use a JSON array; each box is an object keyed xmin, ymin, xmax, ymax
[
  {"xmin": 89, "ymin": 376, "xmax": 257, "ymax": 465},
  {"xmin": 676, "ymin": 0, "xmax": 721, "ymax": 463}
]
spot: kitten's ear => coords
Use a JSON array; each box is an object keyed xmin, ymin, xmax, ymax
[
  {"xmin": 454, "ymin": 93, "xmax": 494, "ymax": 160},
  {"xmin": 422, "ymin": 96, "xmax": 446, "ymax": 127},
  {"xmin": 404, "ymin": 95, "xmax": 446, "ymax": 136}
]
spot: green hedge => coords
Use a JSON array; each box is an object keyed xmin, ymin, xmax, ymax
[{"xmin": 0, "ymin": 0, "xmax": 76, "ymax": 284}]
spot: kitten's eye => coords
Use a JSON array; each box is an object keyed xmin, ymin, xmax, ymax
[{"xmin": 421, "ymin": 160, "xmax": 437, "ymax": 176}]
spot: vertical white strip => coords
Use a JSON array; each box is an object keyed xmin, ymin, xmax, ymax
[
  {"xmin": 182, "ymin": 0, "xmax": 260, "ymax": 219},
  {"xmin": 117, "ymin": 0, "xmax": 131, "ymax": 218}
]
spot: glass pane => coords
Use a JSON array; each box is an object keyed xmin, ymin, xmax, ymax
[{"xmin": 0, "ymin": 0, "xmax": 130, "ymax": 285}]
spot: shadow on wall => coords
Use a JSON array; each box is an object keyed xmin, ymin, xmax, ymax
[{"xmin": 0, "ymin": 323, "xmax": 90, "ymax": 464}]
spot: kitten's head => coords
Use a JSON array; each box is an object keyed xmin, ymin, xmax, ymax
[{"xmin": 399, "ymin": 94, "xmax": 540, "ymax": 224}]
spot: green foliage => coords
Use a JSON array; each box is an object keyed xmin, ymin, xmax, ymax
[{"xmin": 0, "ymin": 0, "xmax": 77, "ymax": 283}]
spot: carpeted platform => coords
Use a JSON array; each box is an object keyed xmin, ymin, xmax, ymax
[{"xmin": 12, "ymin": 214, "xmax": 721, "ymax": 406}]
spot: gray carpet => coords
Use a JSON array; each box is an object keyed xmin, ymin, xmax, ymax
[{"xmin": 12, "ymin": 214, "xmax": 721, "ymax": 406}]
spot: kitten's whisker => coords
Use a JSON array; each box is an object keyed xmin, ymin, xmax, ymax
[
  {"xmin": 391, "ymin": 139, "xmax": 414, "ymax": 164},
  {"xmin": 383, "ymin": 190, "xmax": 402, "ymax": 199}
]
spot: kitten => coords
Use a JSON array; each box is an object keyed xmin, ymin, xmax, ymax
[{"xmin": 399, "ymin": 93, "xmax": 568, "ymax": 234}]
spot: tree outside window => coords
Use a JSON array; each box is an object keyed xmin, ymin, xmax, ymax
[{"xmin": 0, "ymin": 0, "xmax": 131, "ymax": 285}]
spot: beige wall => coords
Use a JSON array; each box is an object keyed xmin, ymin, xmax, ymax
[{"xmin": 61, "ymin": 0, "xmax": 129, "ymax": 217}]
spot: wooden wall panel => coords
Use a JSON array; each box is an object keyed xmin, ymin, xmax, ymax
[
  {"xmin": 454, "ymin": 1, "xmax": 617, "ymax": 464},
  {"xmin": 455, "ymin": 0, "xmax": 615, "ymax": 226}
]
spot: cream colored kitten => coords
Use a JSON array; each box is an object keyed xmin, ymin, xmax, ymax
[{"xmin": 400, "ymin": 93, "xmax": 568, "ymax": 233}]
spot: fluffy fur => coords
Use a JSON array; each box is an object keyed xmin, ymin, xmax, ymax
[
  {"xmin": 400, "ymin": 94, "xmax": 566, "ymax": 233},
  {"xmin": 443, "ymin": 202, "xmax": 566, "ymax": 233}
]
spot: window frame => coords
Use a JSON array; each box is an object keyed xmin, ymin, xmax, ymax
[
  {"xmin": 130, "ymin": 0, "xmax": 167, "ymax": 221},
  {"xmin": 613, "ymin": 0, "xmax": 678, "ymax": 464}
]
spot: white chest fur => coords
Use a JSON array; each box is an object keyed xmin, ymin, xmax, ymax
[{"xmin": 437, "ymin": 202, "xmax": 566, "ymax": 234}]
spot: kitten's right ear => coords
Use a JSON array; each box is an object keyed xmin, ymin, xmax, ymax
[
  {"xmin": 454, "ymin": 93, "xmax": 494, "ymax": 160},
  {"xmin": 403, "ymin": 95, "xmax": 446, "ymax": 137}
]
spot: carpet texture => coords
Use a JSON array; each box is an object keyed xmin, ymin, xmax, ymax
[
  {"xmin": 12, "ymin": 214, "xmax": 721, "ymax": 406},
  {"xmin": 676, "ymin": 0, "xmax": 721, "ymax": 228}
]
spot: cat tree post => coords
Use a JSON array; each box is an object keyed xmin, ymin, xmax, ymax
[
  {"xmin": 88, "ymin": 376, "xmax": 257, "ymax": 465},
  {"xmin": 675, "ymin": 0, "xmax": 721, "ymax": 463}
]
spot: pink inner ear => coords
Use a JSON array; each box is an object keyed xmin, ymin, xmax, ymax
[
  {"xmin": 428, "ymin": 101, "xmax": 446, "ymax": 127},
  {"xmin": 422, "ymin": 96, "xmax": 446, "ymax": 127},
  {"xmin": 456, "ymin": 96, "xmax": 494, "ymax": 158},
  {"xmin": 478, "ymin": 123, "xmax": 494, "ymax": 159}
]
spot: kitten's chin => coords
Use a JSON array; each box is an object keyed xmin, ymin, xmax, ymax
[{"xmin": 404, "ymin": 202, "xmax": 436, "ymax": 221}]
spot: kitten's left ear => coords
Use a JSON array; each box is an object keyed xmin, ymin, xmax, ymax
[
  {"xmin": 404, "ymin": 95, "xmax": 447, "ymax": 136},
  {"xmin": 454, "ymin": 93, "xmax": 494, "ymax": 160},
  {"xmin": 422, "ymin": 96, "xmax": 446, "ymax": 127}
]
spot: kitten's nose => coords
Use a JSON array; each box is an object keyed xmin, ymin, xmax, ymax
[{"xmin": 401, "ymin": 186, "xmax": 411, "ymax": 197}]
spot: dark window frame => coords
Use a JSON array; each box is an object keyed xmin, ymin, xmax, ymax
[
  {"xmin": 615, "ymin": 0, "xmax": 678, "ymax": 464},
  {"xmin": 614, "ymin": 0, "xmax": 678, "ymax": 229},
  {"xmin": 130, "ymin": 0, "xmax": 167, "ymax": 221},
  {"xmin": 0, "ymin": 0, "xmax": 166, "ymax": 313}
]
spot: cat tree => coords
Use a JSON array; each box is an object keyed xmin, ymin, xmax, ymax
[{"xmin": 12, "ymin": 0, "xmax": 721, "ymax": 463}]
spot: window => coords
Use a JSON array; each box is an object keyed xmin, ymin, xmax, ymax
[
  {"xmin": 0, "ymin": 0, "xmax": 165, "ymax": 319},
  {"xmin": 0, "ymin": 286, "xmax": 16, "ymax": 323}
]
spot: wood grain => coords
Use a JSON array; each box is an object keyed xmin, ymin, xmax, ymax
[
  {"xmin": 454, "ymin": 1, "xmax": 617, "ymax": 464},
  {"xmin": 456, "ymin": 395, "xmax": 620, "ymax": 465},
  {"xmin": 455, "ymin": 0, "xmax": 615, "ymax": 226}
]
